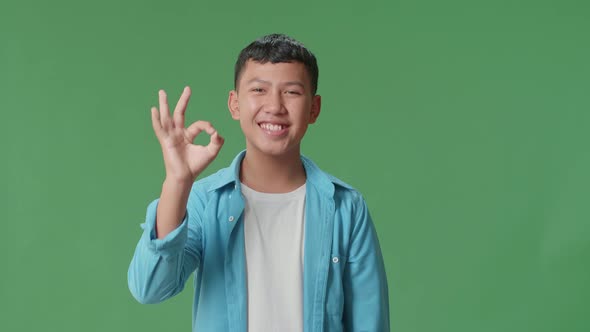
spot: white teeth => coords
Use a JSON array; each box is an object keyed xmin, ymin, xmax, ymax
[{"xmin": 260, "ymin": 123, "xmax": 284, "ymax": 131}]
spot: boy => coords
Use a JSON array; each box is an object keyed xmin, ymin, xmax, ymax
[{"xmin": 128, "ymin": 33, "xmax": 390, "ymax": 332}]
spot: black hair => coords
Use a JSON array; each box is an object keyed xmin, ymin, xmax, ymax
[{"xmin": 234, "ymin": 33, "xmax": 319, "ymax": 95}]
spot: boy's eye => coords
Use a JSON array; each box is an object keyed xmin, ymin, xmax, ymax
[
  {"xmin": 252, "ymin": 88, "xmax": 264, "ymax": 93},
  {"xmin": 286, "ymin": 90, "xmax": 302, "ymax": 95}
]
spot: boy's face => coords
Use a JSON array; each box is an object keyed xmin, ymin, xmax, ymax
[{"xmin": 228, "ymin": 59, "xmax": 321, "ymax": 158}]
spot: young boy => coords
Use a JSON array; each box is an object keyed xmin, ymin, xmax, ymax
[{"xmin": 128, "ymin": 33, "xmax": 390, "ymax": 332}]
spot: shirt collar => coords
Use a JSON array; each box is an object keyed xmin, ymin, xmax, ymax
[{"xmin": 207, "ymin": 150, "xmax": 351, "ymax": 197}]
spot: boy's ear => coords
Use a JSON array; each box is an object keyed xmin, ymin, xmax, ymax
[
  {"xmin": 309, "ymin": 94, "xmax": 321, "ymax": 124},
  {"xmin": 228, "ymin": 90, "xmax": 240, "ymax": 120}
]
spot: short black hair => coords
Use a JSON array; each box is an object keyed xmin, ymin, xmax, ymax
[{"xmin": 234, "ymin": 33, "xmax": 319, "ymax": 95}]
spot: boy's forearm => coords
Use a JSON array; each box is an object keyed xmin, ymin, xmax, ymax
[{"xmin": 156, "ymin": 178, "xmax": 193, "ymax": 239}]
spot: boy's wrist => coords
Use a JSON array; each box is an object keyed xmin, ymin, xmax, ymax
[
  {"xmin": 163, "ymin": 176, "xmax": 194, "ymax": 188},
  {"xmin": 162, "ymin": 177, "xmax": 194, "ymax": 196}
]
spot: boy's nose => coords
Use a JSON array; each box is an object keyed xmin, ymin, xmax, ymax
[{"xmin": 264, "ymin": 92, "xmax": 286, "ymax": 114}]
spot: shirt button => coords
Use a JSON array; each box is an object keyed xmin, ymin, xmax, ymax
[
  {"xmin": 228, "ymin": 216, "xmax": 235, "ymax": 222},
  {"xmin": 332, "ymin": 256, "xmax": 339, "ymax": 263}
]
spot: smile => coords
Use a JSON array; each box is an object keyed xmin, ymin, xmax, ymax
[
  {"xmin": 258, "ymin": 122, "xmax": 289, "ymax": 136},
  {"xmin": 259, "ymin": 123, "xmax": 286, "ymax": 131}
]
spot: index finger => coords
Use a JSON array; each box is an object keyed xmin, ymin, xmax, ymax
[{"xmin": 185, "ymin": 120, "xmax": 215, "ymax": 142}]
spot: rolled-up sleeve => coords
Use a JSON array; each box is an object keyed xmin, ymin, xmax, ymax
[{"xmin": 128, "ymin": 190, "xmax": 203, "ymax": 304}]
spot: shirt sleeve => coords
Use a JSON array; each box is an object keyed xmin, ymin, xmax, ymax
[
  {"xmin": 127, "ymin": 188, "xmax": 204, "ymax": 304},
  {"xmin": 343, "ymin": 194, "xmax": 391, "ymax": 331}
]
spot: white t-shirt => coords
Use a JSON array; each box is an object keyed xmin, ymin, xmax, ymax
[{"xmin": 241, "ymin": 182, "xmax": 306, "ymax": 332}]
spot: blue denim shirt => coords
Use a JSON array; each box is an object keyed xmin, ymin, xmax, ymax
[{"xmin": 128, "ymin": 151, "xmax": 390, "ymax": 332}]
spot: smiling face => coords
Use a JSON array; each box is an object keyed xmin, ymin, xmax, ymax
[{"xmin": 228, "ymin": 60, "xmax": 321, "ymax": 158}]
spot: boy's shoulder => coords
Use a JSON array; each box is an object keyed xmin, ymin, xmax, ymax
[
  {"xmin": 323, "ymin": 171, "xmax": 366, "ymax": 204},
  {"xmin": 301, "ymin": 155, "xmax": 348, "ymax": 188},
  {"xmin": 301, "ymin": 156, "xmax": 364, "ymax": 202}
]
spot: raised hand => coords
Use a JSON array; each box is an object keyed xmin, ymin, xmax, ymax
[{"xmin": 151, "ymin": 87, "xmax": 224, "ymax": 184}]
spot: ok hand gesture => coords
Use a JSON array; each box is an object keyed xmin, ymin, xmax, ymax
[{"xmin": 151, "ymin": 87, "xmax": 224, "ymax": 184}]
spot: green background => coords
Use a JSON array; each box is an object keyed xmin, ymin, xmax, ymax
[{"xmin": 1, "ymin": 0, "xmax": 589, "ymax": 331}]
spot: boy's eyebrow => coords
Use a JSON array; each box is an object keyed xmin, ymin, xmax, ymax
[
  {"xmin": 246, "ymin": 78, "xmax": 306, "ymax": 89},
  {"xmin": 283, "ymin": 81, "xmax": 305, "ymax": 89},
  {"xmin": 246, "ymin": 78, "xmax": 271, "ymax": 85}
]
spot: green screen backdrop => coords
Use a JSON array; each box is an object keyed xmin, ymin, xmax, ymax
[{"xmin": 1, "ymin": 0, "xmax": 589, "ymax": 331}]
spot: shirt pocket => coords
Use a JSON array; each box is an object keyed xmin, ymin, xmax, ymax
[{"xmin": 325, "ymin": 252, "xmax": 348, "ymax": 320}]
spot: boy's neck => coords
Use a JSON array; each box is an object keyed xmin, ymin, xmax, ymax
[{"xmin": 239, "ymin": 148, "xmax": 306, "ymax": 193}]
